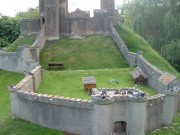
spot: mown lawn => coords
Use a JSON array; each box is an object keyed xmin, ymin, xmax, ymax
[
  {"xmin": 0, "ymin": 70, "xmax": 64, "ymax": 135},
  {"xmin": 40, "ymin": 35, "xmax": 129, "ymax": 70},
  {"xmin": 6, "ymin": 34, "xmax": 36, "ymax": 52},
  {"xmin": 147, "ymin": 112, "xmax": 180, "ymax": 135},
  {"xmin": 37, "ymin": 68, "xmax": 156, "ymax": 99},
  {"xmin": 115, "ymin": 25, "xmax": 180, "ymax": 79}
]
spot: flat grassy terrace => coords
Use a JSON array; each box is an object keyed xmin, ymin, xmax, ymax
[
  {"xmin": 0, "ymin": 70, "xmax": 64, "ymax": 135},
  {"xmin": 6, "ymin": 34, "xmax": 36, "ymax": 52},
  {"xmin": 37, "ymin": 68, "xmax": 156, "ymax": 99},
  {"xmin": 40, "ymin": 35, "xmax": 129, "ymax": 70}
]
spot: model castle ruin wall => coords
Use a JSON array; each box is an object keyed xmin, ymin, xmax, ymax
[
  {"xmin": 1, "ymin": 0, "xmax": 180, "ymax": 134},
  {"xmin": 9, "ymin": 72, "xmax": 179, "ymax": 135},
  {"xmin": 21, "ymin": 19, "xmax": 41, "ymax": 35},
  {"xmin": 110, "ymin": 24, "xmax": 180, "ymax": 95}
]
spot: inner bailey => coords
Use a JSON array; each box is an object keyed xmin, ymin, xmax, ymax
[{"xmin": 8, "ymin": 74, "xmax": 179, "ymax": 135}]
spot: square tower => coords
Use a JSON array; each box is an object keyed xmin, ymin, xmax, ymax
[
  {"xmin": 101, "ymin": 0, "xmax": 115, "ymax": 10},
  {"xmin": 44, "ymin": 0, "xmax": 60, "ymax": 40}
]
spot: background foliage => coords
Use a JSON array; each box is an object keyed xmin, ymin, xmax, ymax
[
  {"xmin": 121, "ymin": 0, "xmax": 180, "ymax": 71},
  {"xmin": 0, "ymin": 7, "xmax": 39, "ymax": 48}
]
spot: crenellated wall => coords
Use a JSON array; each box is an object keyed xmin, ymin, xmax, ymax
[
  {"xmin": 110, "ymin": 24, "xmax": 180, "ymax": 96},
  {"xmin": 31, "ymin": 25, "xmax": 46, "ymax": 52},
  {"xmin": 9, "ymin": 69, "xmax": 179, "ymax": 135},
  {"xmin": 21, "ymin": 19, "xmax": 41, "ymax": 35}
]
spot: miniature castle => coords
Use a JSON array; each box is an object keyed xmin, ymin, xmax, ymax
[{"xmin": 0, "ymin": 0, "xmax": 180, "ymax": 135}]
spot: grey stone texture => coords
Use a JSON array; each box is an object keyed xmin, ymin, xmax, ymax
[
  {"xmin": 145, "ymin": 95, "xmax": 165, "ymax": 132},
  {"xmin": 110, "ymin": 24, "xmax": 180, "ymax": 96},
  {"xmin": 10, "ymin": 91, "xmax": 93, "ymax": 135},
  {"xmin": 0, "ymin": 47, "xmax": 37, "ymax": 73},
  {"xmin": 34, "ymin": 0, "xmax": 120, "ymax": 39},
  {"xmin": 21, "ymin": 19, "xmax": 41, "ymax": 35},
  {"xmin": 101, "ymin": 0, "xmax": 115, "ymax": 10},
  {"xmin": 9, "ymin": 86, "xmax": 179, "ymax": 135},
  {"xmin": 0, "ymin": 25, "xmax": 46, "ymax": 73},
  {"xmin": 31, "ymin": 26, "xmax": 46, "ymax": 52}
]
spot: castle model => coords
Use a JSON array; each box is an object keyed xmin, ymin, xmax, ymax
[{"xmin": 0, "ymin": 0, "xmax": 179, "ymax": 135}]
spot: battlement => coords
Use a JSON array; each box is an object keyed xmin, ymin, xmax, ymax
[
  {"xmin": 68, "ymin": 8, "xmax": 90, "ymax": 19},
  {"xmin": 93, "ymin": 9, "xmax": 116, "ymax": 18},
  {"xmin": 16, "ymin": 90, "xmax": 93, "ymax": 110}
]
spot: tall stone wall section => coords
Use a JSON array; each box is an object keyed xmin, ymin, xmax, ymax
[
  {"xmin": 9, "ymin": 65, "xmax": 93, "ymax": 134},
  {"xmin": 0, "ymin": 47, "xmax": 37, "ymax": 73},
  {"xmin": 145, "ymin": 95, "xmax": 165, "ymax": 132},
  {"xmin": 21, "ymin": 19, "xmax": 41, "ymax": 35},
  {"xmin": 136, "ymin": 55, "xmax": 163, "ymax": 90},
  {"xmin": 31, "ymin": 25, "xmax": 46, "ymax": 52},
  {"xmin": 110, "ymin": 24, "xmax": 180, "ymax": 94},
  {"xmin": 0, "ymin": 24, "xmax": 47, "ymax": 73},
  {"xmin": 60, "ymin": 17, "xmax": 110, "ymax": 36}
]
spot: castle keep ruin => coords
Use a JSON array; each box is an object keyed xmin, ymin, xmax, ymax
[{"xmin": 22, "ymin": 0, "xmax": 120, "ymax": 39}]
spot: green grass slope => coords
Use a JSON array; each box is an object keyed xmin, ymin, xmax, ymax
[
  {"xmin": 38, "ymin": 68, "xmax": 156, "ymax": 99},
  {"xmin": 147, "ymin": 112, "xmax": 180, "ymax": 135},
  {"xmin": 40, "ymin": 35, "xmax": 129, "ymax": 70},
  {"xmin": 0, "ymin": 70, "xmax": 64, "ymax": 135},
  {"xmin": 115, "ymin": 25, "xmax": 180, "ymax": 78},
  {"xmin": 6, "ymin": 35, "xmax": 36, "ymax": 52}
]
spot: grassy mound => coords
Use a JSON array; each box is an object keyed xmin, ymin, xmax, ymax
[
  {"xmin": 115, "ymin": 25, "xmax": 180, "ymax": 78},
  {"xmin": 0, "ymin": 70, "xmax": 64, "ymax": 135},
  {"xmin": 6, "ymin": 35, "xmax": 36, "ymax": 52},
  {"xmin": 40, "ymin": 35, "xmax": 129, "ymax": 70},
  {"xmin": 37, "ymin": 68, "xmax": 156, "ymax": 99}
]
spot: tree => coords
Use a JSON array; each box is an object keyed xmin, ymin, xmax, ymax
[
  {"xmin": 0, "ymin": 15, "xmax": 20, "ymax": 47},
  {"xmin": 120, "ymin": 0, "xmax": 180, "ymax": 71},
  {"xmin": 0, "ymin": 7, "xmax": 39, "ymax": 48}
]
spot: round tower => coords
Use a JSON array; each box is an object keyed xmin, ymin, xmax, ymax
[{"xmin": 92, "ymin": 96, "xmax": 114, "ymax": 135}]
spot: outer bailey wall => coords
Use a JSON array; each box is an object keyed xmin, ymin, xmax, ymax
[
  {"xmin": 145, "ymin": 95, "xmax": 165, "ymax": 132},
  {"xmin": 110, "ymin": 25, "xmax": 180, "ymax": 94},
  {"xmin": 21, "ymin": 19, "xmax": 41, "ymax": 35},
  {"xmin": 11, "ymin": 91, "xmax": 93, "ymax": 135},
  {"xmin": 15, "ymin": 75, "xmax": 34, "ymax": 92},
  {"xmin": 136, "ymin": 55, "xmax": 163, "ymax": 91},
  {"xmin": 30, "ymin": 66, "xmax": 42, "ymax": 91},
  {"xmin": 10, "ymin": 66, "xmax": 93, "ymax": 135},
  {"xmin": 31, "ymin": 25, "xmax": 46, "ymax": 52},
  {"xmin": 0, "ymin": 24, "xmax": 46, "ymax": 73},
  {"xmin": 15, "ymin": 66, "xmax": 41, "ymax": 92},
  {"xmin": 0, "ymin": 47, "xmax": 37, "ymax": 73}
]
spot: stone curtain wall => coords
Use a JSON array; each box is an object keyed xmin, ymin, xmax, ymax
[
  {"xmin": 10, "ymin": 81, "xmax": 93, "ymax": 134},
  {"xmin": 110, "ymin": 24, "xmax": 180, "ymax": 94},
  {"xmin": 145, "ymin": 95, "xmax": 165, "ymax": 132},
  {"xmin": 136, "ymin": 55, "xmax": 163, "ymax": 91},
  {"xmin": 0, "ymin": 25, "xmax": 47, "ymax": 73},
  {"xmin": 0, "ymin": 47, "xmax": 37, "ymax": 73},
  {"xmin": 15, "ymin": 75, "xmax": 34, "ymax": 92},
  {"xmin": 32, "ymin": 25, "xmax": 46, "ymax": 52},
  {"xmin": 21, "ymin": 19, "xmax": 41, "ymax": 35},
  {"xmin": 60, "ymin": 18, "xmax": 110, "ymax": 36},
  {"xmin": 29, "ymin": 66, "xmax": 42, "ymax": 91}
]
